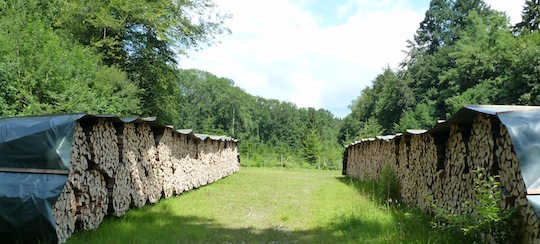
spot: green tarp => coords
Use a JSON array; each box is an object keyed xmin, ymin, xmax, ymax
[{"xmin": 0, "ymin": 114, "xmax": 84, "ymax": 243}]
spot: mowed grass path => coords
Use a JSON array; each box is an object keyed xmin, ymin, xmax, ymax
[{"xmin": 68, "ymin": 168, "xmax": 444, "ymax": 243}]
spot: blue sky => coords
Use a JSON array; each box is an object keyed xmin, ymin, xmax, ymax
[{"xmin": 179, "ymin": 0, "xmax": 524, "ymax": 118}]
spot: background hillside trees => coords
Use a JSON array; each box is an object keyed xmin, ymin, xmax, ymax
[{"xmin": 339, "ymin": 0, "xmax": 540, "ymax": 143}]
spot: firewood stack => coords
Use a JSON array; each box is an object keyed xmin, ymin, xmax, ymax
[
  {"xmin": 183, "ymin": 138, "xmax": 199, "ymax": 191},
  {"xmin": 170, "ymin": 133, "xmax": 188, "ymax": 195},
  {"xmin": 53, "ymin": 122, "xmax": 87, "ymax": 243},
  {"xmin": 344, "ymin": 140, "xmax": 397, "ymax": 182},
  {"xmin": 137, "ymin": 123, "xmax": 162, "ymax": 204},
  {"xmin": 77, "ymin": 170, "xmax": 108, "ymax": 230},
  {"xmin": 345, "ymin": 143, "xmax": 359, "ymax": 179},
  {"xmin": 343, "ymin": 113, "xmax": 540, "ymax": 242},
  {"xmin": 440, "ymin": 125, "xmax": 470, "ymax": 213},
  {"xmin": 224, "ymin": 140, "xmax": 240, "ymax": 176},
  {"xmin": 496, "ymin": 125, "xmax": 539, "ymax": 243},
  {"xmin": 196, "ymin": 140, "xmax": 210, "ymax": 187},
  {"xmin": 89, "ymin": 119, "xmax": 129, "ymax": 218},
  {"xmin": 52, "ymin": 183, "xmax": 76, "ymax": 243},
  {"xmin": 415, "ymin": 134, "xmax": 437, "ymax": 211},
  {"xmin": 112, "ymin": 123, "xmax": 131, "ymax": 217},
  {"xmin": 397, "ymin": 137, "xmax": 409, "ymax": 201},
  {"xmin": 156, "ymin": 127, "xmax": 178, "ymax": 199},
  {"xmin": 123, "ymin": 123, "xmax": 147, "ymax": 208},
  {"xmin": 173, "ymin": 134, "xmax": 191, "ymax": 194},
  {"xmin": 49, "ymin": 117, "xmax": 239, "ymax": 243},
  {"xmin": 468, "ymin": 114, "xmax": 494, "ymax": 179},
  {"xmin": 89, "ymin": 119, "xmax": 118, "ymax": 178}
]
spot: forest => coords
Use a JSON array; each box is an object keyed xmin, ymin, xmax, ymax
[
  {"xmin": 1, "ymin": 0, "xmax": 540, "ymax": 169},
  {"xmin": 340, "ymin": 0, "xmax": 540, "ymax": 142}
]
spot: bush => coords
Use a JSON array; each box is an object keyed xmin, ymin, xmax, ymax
[{"xmin": 430, "ymin": 168, "xmax": 520, "ymax": 243}]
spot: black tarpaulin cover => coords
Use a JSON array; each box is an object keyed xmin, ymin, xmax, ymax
[{"xmin": 0, "ymin": 114, "xmax": 84, "ymax": 242}]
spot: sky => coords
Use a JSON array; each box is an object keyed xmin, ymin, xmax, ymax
[{"xmin": 178, "ymin": 0, "xmax": 525, "ymax": 119}]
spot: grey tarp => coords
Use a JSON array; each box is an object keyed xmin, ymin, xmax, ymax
[
  {"xmin": 497, "ymin": 109, "xmax": 540, "ymax": 218},
  {"xmin": 0, "ymin": 114, "xmax": 84, "ymax": 242}
]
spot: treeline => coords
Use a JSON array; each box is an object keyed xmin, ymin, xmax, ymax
[
  {"xmin": 0, "ymin": 0, "xmax": 342, "ymax": 169},
  {"xmin": 175, "ymin": 69, "xmax": 343, "ymax": 169},
  {"xmin": 339, "ymin": 0, "xmax": 540, "ymax": 142}
]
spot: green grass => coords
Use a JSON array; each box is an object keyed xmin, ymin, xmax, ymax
[{"xmin": 68, "ymin": 168, "xmax": 462, "ymax": 243}]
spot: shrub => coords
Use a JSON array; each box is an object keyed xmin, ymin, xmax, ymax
[{"xmin": 430, "ymin": 168, "xmax": 520, "ymax": 243}]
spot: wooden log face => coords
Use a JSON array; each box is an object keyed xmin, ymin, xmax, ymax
[
  {"xmin": 53, "ymin": 118, "xmax": 240, "ymax": 243},
  {"xmin": 53, "ymin": 182, "xmax": 76, "ymax": 244},
  {"xmin": 123, "ymin": 123, "xmax": 147, "ymax": 208},
  {"xmin": 344, "ymin": 119, "xmax": 540, "ymax": 240},
  {"xmin": 111, "ymin": 161, "xmax": 131, "ymax": 217},
  {"xmin": 89, "ymin": 119, "xmax": 119, "ymax": 178}
]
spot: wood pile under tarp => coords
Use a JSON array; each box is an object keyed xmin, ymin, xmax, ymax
[
  {"xmin": 0, "ymin": 114, "xmax": 239, "ymax": 243},
  {"xmin": 343, "ymin": 105, "xmax": 540, "ymax": 243}
]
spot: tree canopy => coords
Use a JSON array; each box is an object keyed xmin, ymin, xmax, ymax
[{"xmin": 339, "ymin": 0, "xmax": 540, "ymax": 142}]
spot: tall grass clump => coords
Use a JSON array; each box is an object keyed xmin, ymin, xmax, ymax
[{"xmin": 375, "ymin": 166, "xmax": 400, "ymax": 205}]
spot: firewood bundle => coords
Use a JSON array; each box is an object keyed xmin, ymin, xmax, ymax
[{"xmin": 50, "ymin": 118, "xmax": 239, "ymax": 243}]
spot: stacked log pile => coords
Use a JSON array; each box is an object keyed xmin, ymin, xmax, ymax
[
  {"xmin": 344, "ymin": 114, "xmax": 540, "ymax": 242},
  {"xmin": 123, "ymin": 123, "xmax": 147, "ymax": 208},
  {"xmin": 53, "ymin": 122, "xmax": 86, "ymax": 243},
  {"xmin": 137, "ymin": 124, "xmax": 161, "ymax": 204},
  {"xmin": 496, "ymin": 125, "xmax": 539, "ymax": 243},
  {"xmin": 441, "ymin": 125, "xmax": 471, "ymax": 213},
  {"xmin": 157, "ymin": 128, "xmax": 176, "ymax": 199},
  {"xmin": 51, "ymin": 118, "xmax": 239, "ymax": 243},
  {"xmin": 344, "ymin": 139, "xmax": 395, "ymax": 181},
  {"xmin": 397, "ymin": 134, "xmax": 437, "ymax": 210}
]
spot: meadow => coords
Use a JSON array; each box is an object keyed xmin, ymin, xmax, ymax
[{"xmin": 68, "ymin": 167, "xmax": 463, "ymax": 243}]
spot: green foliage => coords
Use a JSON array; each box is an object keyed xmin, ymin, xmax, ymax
[
  {"xmin": 0, "ymin": 0, "xmax": 140, "ymax": 116},
  {"xmin": 340, "ymin": 0, "xmax": 540, "ymax": 140},
  {"xmin": 301, "ymin": 129, "xmax": 323, "ymax": 165},
  {"xmin": 515, "ymin": 0, "xmax": 540, "ymax": 34},
  {"xmin": 0, "ymin": 0, "xmax": 232, "ymax": 120},
  {"xmin": 359, "ymin": 118, "xmax": 384, "ymax": 138},
  {"xmin": 393, "ymin": 103, "xmax": 435, "ymax": 133},
  {"xmin": 430, "ymin": 168, "xmax": 520, "ymax": 243},
  {"xmin": 175, "ymin": 69, "xmax": 343, "ymax": 170},
  {"xmin": 49, "ymin": 0, "xmax": 230, "ymax": 124},
  {"xmin": 375, "ymin": 166, "xmax": 400, "ymax": 205}
]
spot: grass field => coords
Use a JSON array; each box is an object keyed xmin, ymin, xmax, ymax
[{"xmin": 68, "ymin": 168, "xmax": 461, "ymax": 243}]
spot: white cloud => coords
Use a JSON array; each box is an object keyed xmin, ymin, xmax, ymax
[
  {"xmin": 485, "ymin": 0, "xmax": 524, "ymax": 24},
  {"xmin": 179, "ymin": 0, "xmax": 525, "ymax": 118},
  {"xmin": 179, "ymin": 0, "xmax": 425, "ymax": 118}
]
